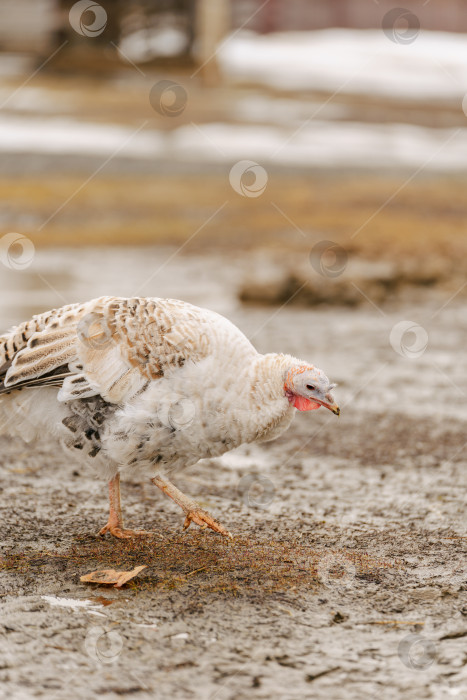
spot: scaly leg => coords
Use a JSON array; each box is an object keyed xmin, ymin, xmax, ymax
[
  {"xmin": 99, "ymin": 473, "xmax": 153, "ymax": 539},
  {"xmin": 151, "ymin": 474, "xmax": 233, "ymax": 539}
]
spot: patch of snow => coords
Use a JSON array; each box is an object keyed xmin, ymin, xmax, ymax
[
  {"xmin": 0, "ymin": 115, "xmax": 165, "ymax": 157},
  {"xmin": 219, "ymin": 29, "xmax": 467, "ymax": 101},
  {"xmin": 1, "ymin": 114, "xmax": 466, "ymax": 171},
  {"xmin": 171, "ymin": 121, "xmax": 467, "ymax": 170}
]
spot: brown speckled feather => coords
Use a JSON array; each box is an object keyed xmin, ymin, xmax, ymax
[{"xmin": 0, "ymin": 296, "xmax": 216, "ymax": 403}]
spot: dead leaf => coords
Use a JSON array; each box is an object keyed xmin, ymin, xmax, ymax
[{"xmin": 80, "ymin": 565, "xmax": 147, "ymax": 588}]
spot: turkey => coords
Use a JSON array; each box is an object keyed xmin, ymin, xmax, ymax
[{"xmin": 0, "ymin": 296, "xmax": 339, "ymax": 539}]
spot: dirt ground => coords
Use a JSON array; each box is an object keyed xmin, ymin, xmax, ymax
[{"xmin": 0, "ymin": 257, "xmax": 466, "ymax": 699}]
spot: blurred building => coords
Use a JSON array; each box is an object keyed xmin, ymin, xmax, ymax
[
  {"xmin": 234, "ymin": 0, "xmax": 467, "ymax": 33},
  {"xmin": 1, "ymin": 0, "xmax": 467, "ymax": 58}
]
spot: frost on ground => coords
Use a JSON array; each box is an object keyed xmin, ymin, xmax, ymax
[{"xmin": 0, "ymin": 281, "xmax": 466, "ymax": 700}]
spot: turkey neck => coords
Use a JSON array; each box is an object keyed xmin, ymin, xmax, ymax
[{"xmin": 242, "ymin": 352, "xmax": 296, "ymax": 444}]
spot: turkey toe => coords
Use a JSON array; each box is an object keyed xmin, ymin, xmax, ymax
[
  {"xmin": 183, "ymin": 509, "xmax": 233, "ymax": 539},
  {"xmin": 98, "ymin": 524, "xmax": 153, "ymax": 539}
]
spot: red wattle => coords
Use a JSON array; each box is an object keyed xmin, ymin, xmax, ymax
[{"xmin": 293, "ymin": 396, "xmax": 321, "ymax": 412}]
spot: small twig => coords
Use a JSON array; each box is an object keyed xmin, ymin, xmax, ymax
[{"xmin": 186, "ymin": 566, "xmax": 208, "ymax": 577}]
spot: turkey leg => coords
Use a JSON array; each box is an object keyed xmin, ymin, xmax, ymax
[
  {"xmin": 151, "ymin": 474, "xmax": 233, "ymax": 539},
  {"xmin": 99, "ymin": 473, "xmax": 153, "ymax": 539}
]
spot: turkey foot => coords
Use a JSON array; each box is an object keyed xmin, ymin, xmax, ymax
[
  {"xmin": 98, "ymin": 473, "xmax": 156, "ymax": 539},
  {"xmin": 152, "ymin": 474, "xmax": 233, "ymax": 539},
  {"xmin": 98, "ymin": 522, "xmax": 153, "ymax": 539}
]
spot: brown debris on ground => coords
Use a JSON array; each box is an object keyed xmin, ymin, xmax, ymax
[{"xmin": 1, "ymin": 535, "xmax": 399, "ymax": 596}]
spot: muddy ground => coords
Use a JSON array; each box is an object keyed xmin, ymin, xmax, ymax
[{"xmin": 0, "ymin": 253, "xmax": 466, "ymax": 700}]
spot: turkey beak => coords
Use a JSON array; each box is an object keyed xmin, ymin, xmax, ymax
[
  {"xmin": 309, "ymin": 388, "xmax": 340, "ymax": 415},
  {"xmin": 320, "ymin": 394, "xmax": 340, "ymax": 416}
]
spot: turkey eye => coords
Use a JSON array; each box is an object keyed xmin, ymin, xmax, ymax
[{"xmin": 306, "ymin": 384, "xmax": 316, "ymax": 391}]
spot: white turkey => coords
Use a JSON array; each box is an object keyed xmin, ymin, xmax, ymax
[{"xmin": 0, "ymin": 296, "xmax": 339, "ymax": 539}]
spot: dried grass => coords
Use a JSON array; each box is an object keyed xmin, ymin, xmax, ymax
[{"xmin": 0, "ymin": 531, "xmax": 401, "ymax": 596}]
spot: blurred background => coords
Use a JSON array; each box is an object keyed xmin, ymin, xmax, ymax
[
  {"xmin": 3, "ymin": 6, "xmax": 467, "ymax": 696},
  {"xmin": 0, "ymin": 0, "xmax": 466, "ymax": 416}
]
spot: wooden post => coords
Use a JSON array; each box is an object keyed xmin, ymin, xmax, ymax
[{"xmin": 195, "ymin": 0, "xmax": 231, "ymax": 86}]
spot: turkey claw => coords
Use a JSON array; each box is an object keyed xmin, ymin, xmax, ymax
[{"xmin": 183, "ymin": 509, "xmax": 233, "ymax": 539}]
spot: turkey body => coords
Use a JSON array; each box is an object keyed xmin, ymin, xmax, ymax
[
  {"xmin": 0, "ymin": 296, "xmax": 338, "ymax": 538},
  {"xmin": 0, "ymin": 297, "xmax": 295, "ymax": 478}
]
